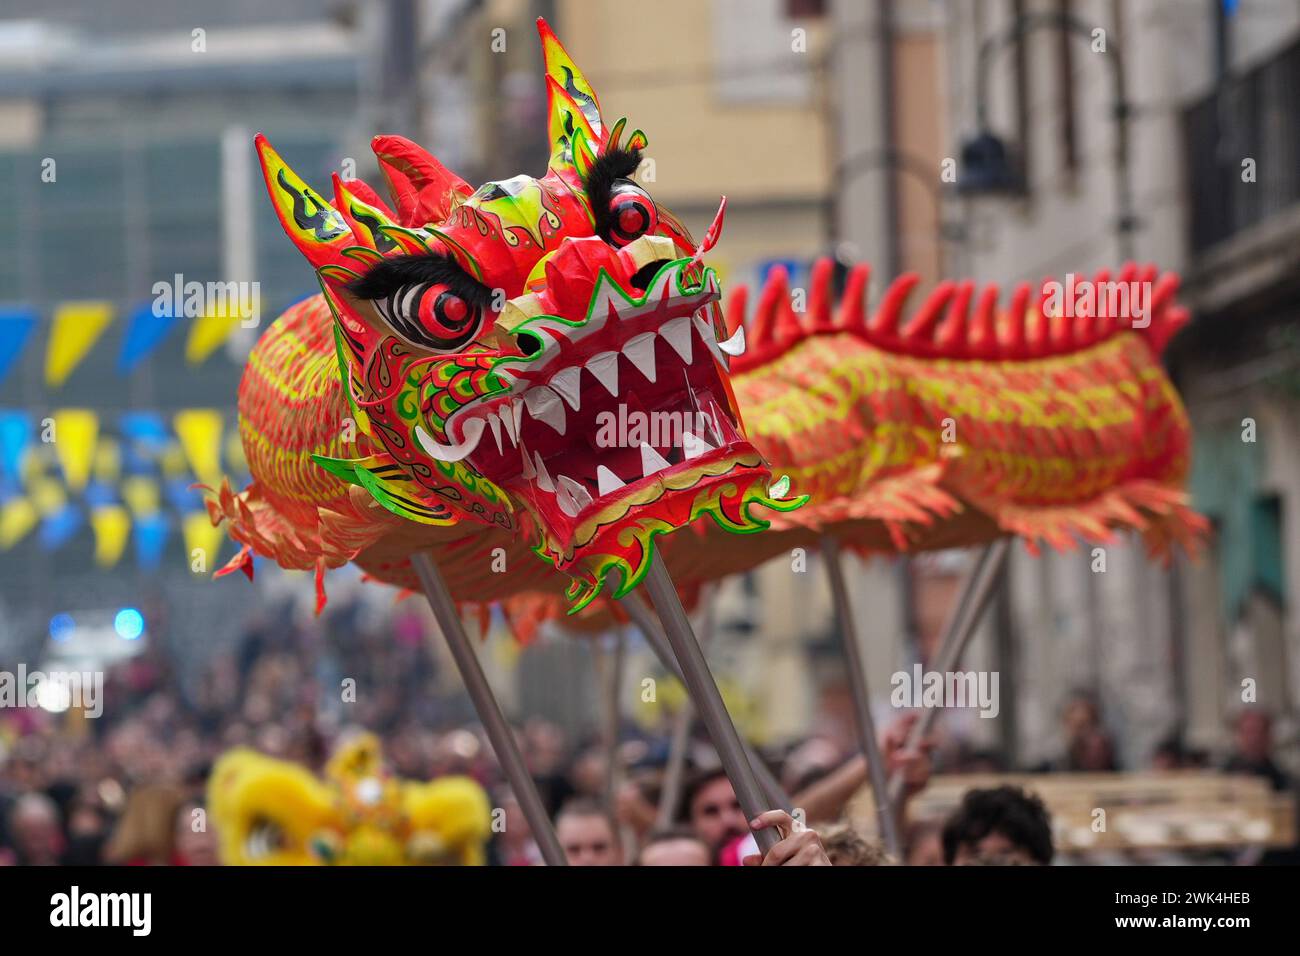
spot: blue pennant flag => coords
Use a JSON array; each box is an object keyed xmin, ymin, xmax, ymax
[
  {"xmin": 0, "ymin": 308, "xmax": 38, "ymax": 388},
  {"xmin": 0, "ymin": 411, "xmax": 32, "ymax": 484},
  {"xmin": 118, "ymin": 300, "xmax": 181, "ymax": 375},
  {"xmin": 39, "ymin": 503, "xmax": 83, "ymax": 550},
  {"xmin": 134, "ymin": 513, "xmax": 170, "ymax": 570}
]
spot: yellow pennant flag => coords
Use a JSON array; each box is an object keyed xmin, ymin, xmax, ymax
[
  {"xmin": 29, "ymin": 477, "xmax": 66, "ymax": 516},
  {"xmin": 45, "ymin": 302, "xmax": 114, "ymax": 387},
  {"xmin": 174, "ymin": 410, "xmax": 224, "ymax": 487},
  {"xmin": 185, "ymin": 300, "xmax": 243, "ymax": 366},
  {"xmin": 182, "ymin": 511, "xmax": 223, "ymax": 574},
  {"xmin": 93, "ymin": 436, "xmax": 121, "ymax": 484},
  {"xmin": 0, "ymin": 497, "xmax": 38, "ymax": 549},
  {"xmin": 91, "ymin": 505, "xmax": 131, "ymax": 568},
  {"xmin": 121, "ymin": 475, "xmax": 161, "ymax": 517},
  {"xmin": 51, "ymin": 409, "xmax": 98, "ymax": 492}
]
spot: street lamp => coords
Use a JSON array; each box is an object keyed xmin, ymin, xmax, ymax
[{"xmin": 958, "ymin": 10, "xmax": 1136, "ymax": 260}]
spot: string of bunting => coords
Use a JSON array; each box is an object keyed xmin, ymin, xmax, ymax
[
  {"xmin": 0, "ymin": 407, "xmax": 245, "ymax": 571},
  {"xmin": 0, "ymin": 289, "xmax": 315, "ymax": 389}
]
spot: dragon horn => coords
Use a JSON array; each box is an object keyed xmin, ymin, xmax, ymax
[
  {"xmin": 371, "ymin": 134, "xmax": 471, "ymax": 226},
  {"xmin": 538, "ymin": 17, "xmax": 605, "ymax": 141},
  {"xmin": 254, "ymin": 134, "xmax": 354, "ymax": 273},
  {"xmin": 332, "ymin": 174, "xmax": 427, "ymax": 257}
]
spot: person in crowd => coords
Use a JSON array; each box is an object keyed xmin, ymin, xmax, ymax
[
  {"xmin": 1223, "ymin": 709, "xmax": 1291, "ymax": 792},
  {"xmin": 821, "ymin": 823, "xmax": 892, "ymax": 865},
  {"xmin": 555, "ymin": 797, "xmax": 624, "ymax": 866},
  {"xmin": 6, "ymin": 793, "xmax": 66, "ymax": 866},
  {"xmin": 173, "ymin": 801, "xmax": 220, "ymax": 866},
  {"xmin": 941, "ymin": 785, "xmax": 1054, "ymax": 866},
  {"xmin": 636, "ymin": 827, "xmax": 712, "ymax": 866},
  {"xmin": 680, "ymin": 767, "xmax": 749, "ymax": 860},
  {"xmin": 103, "ymin": 785, "xmax": 186, "ymax": 865}
]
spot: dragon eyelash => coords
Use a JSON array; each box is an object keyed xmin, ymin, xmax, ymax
[
  {"xmin": 345, "ymin": 253, "xmax": 493, "ymax": 312},
  {"xmin": 581, "ymin": 146, "xmax": 645, "ymax": 240}
]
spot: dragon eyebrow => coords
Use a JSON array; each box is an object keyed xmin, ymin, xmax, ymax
[
  {"xmin": 581, "ymin": 146, "xmax": 644, "ymax": 238},
  {"xmin": 345, "ymin": 253, "xmax": 492, "ymax": 310}
]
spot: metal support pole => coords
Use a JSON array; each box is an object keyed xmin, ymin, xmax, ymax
[
  {"xmin": 821, "ymin": 537, "xmax": 902, "ymax": 858},
  {"xmin": 640, "ymin": 560, "xmax": 779, "ymax": 854},
  {"xmin": 619, "ymin": 591, "xmax": 793, "ymax": 813},
  {"xmin": 886, "ymin": 538, "xmax": 1012, "ymax": 806},
  {"xmin": 410, "ymin": 552, "xmax": 567, "ymax": 866}
]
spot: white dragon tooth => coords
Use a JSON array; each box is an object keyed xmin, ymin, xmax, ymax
[
  {"xmin": 596, "ymin": 465, "xmax": 625, "ymax": 496},
  {"xmin": 498, "ymin": 406, "xmax": 517, "ymax": 447},
  {"xmin": 692, "ymin": 313, "xmax": 728, "ymax": 369},
  {"xmin": 533, "ymin": 452, "xmax": 555, "ymax": 492},
  {"xmin": 555, "ymin": 475, "xmax": 591, "ymax": 517},
  {"xmin": 660, "ymin": 316, "xmax": 694, "ymax": 365},
  {"xmin": 717, "ymin": 324, "xmax": 746, "ymax": 357},
  {"xmin": 523, "ymin": 385, "xmax": 567, "ymax": 436},
  {"xmin": 555, "ymin": 480, "xmax": 580, "ymax": 517},
  {"xmin": 549, "ymin": 366, "xmax": 583, "ymax": 411},
  {"xmin": 682, "ymin": 429, "xmax": 714, "ymax": 460},
  {"xmin": 587, "ymin": 351, "xmax": 620, "ymax": 397},
  {"xmin": 511, "ymin": 399, "xmax": 523, "ymax": 439},
  {"xmin": 520, "ymin": 443, "xmax": 535, "ymax": 479},
  {"xmin": 623, "ymin": 332, "xmax": 658, "ymax": 383},
  {"xmin": 486, "ymin": 413, "xmax": 503, "ymax": 454},
  {"xmin": 414, "ymin": 419, "xmax": 486, "ymax": 463},
  {"xmin": 640, "ymin": 442, "xmax": 671, "ymax": 477}
]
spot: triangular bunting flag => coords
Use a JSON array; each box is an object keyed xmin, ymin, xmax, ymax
[
  {"xmin": 0, "ymin": 309, "xmax": 38, "ymax": 387},
  {"xmin": 0, "ymin": 496, "xmax": 37, "ymax": 549},
  {"xmin": 118, "ymin": 300, "xmax": 181, "ymax": 374},
  {"xmin": 45, "ymin": 302, "xmax": 114, "ymax": 387},
  {"xmin": 134, "ymin": 513, "xmax": 170, "ymax": 569},
  {"xmin": 50, "ymin": 409, "xmax": 99, "ymax": 492},
  {"xmin": 91, "ymin": 504, "xmax": 131, "ymax": 568},
  {"xmin": 185, "ymin": 300, "xmax": 243, "ymax": 366},
  {"xmin": 174, "ymin": 409, "xmax": 224, "ymax": 487},
  {"xmin": 182, "ymin": 510, "xmax": 223, "ymax": 574}
]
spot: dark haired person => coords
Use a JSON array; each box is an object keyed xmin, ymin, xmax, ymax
[{"xmin": 941, "ymin": 785, "xmax": 1053, "ymax": 866}]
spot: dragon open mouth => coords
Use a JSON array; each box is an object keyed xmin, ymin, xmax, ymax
[{"xmin": 427, "ymin": 252, "xmax": 757, "ymax": 570}]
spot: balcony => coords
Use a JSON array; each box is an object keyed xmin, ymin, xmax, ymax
[{"xmin": 1185, "ymin": 36, "xmax": 1300, "ymax": 252}]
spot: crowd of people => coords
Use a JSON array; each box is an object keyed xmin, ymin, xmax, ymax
[{"xmin": 0, "ymin": 593, "xmax": 1293, "ymax": 866}]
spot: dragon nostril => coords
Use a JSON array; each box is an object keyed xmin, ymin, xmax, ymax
[
  {"xmin": 630, "ymin": 259, "xmax": 671, "ymax": 291},
  {"xmin": 515, "ymin": 330, "xmax": 544, "ymax": 357}
]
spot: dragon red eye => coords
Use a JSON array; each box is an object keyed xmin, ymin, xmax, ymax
[
  {"xmin": 415, "ymin": 287, "xmax": 479, "ymax": 344},
  {"xmin": 375, "ymin": 282, "xmax": 483, "ymax": 352},
  {"xmin": 607, "ymin": 184, "xmax": 657, "ymax": 247}
]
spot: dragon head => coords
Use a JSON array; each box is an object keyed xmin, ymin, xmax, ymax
[{"xmin": 255, "ymin": 19, "xmax": 799, "ymax": 609}]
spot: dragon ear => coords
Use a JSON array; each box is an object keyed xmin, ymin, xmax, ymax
[
  {"xmin": 255, "ymin": 134, "xmax": 354, "ymax": 272},
  {"xmin": 371, "ymin": 135, "xmax": 471, "ymax": 226},
  {"xmin": 537, "ymin": 18, "xmax": 607, "ymax": 168}
]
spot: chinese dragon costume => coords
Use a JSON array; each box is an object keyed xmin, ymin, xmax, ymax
[{"xmin": 209, "ymin": 18, "xmax": 1204, "ymax": 627}]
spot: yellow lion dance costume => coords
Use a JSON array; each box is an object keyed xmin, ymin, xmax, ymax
[{"xmin": 208, "ymin": 733, "xmax": 491, "ymax": 865}]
